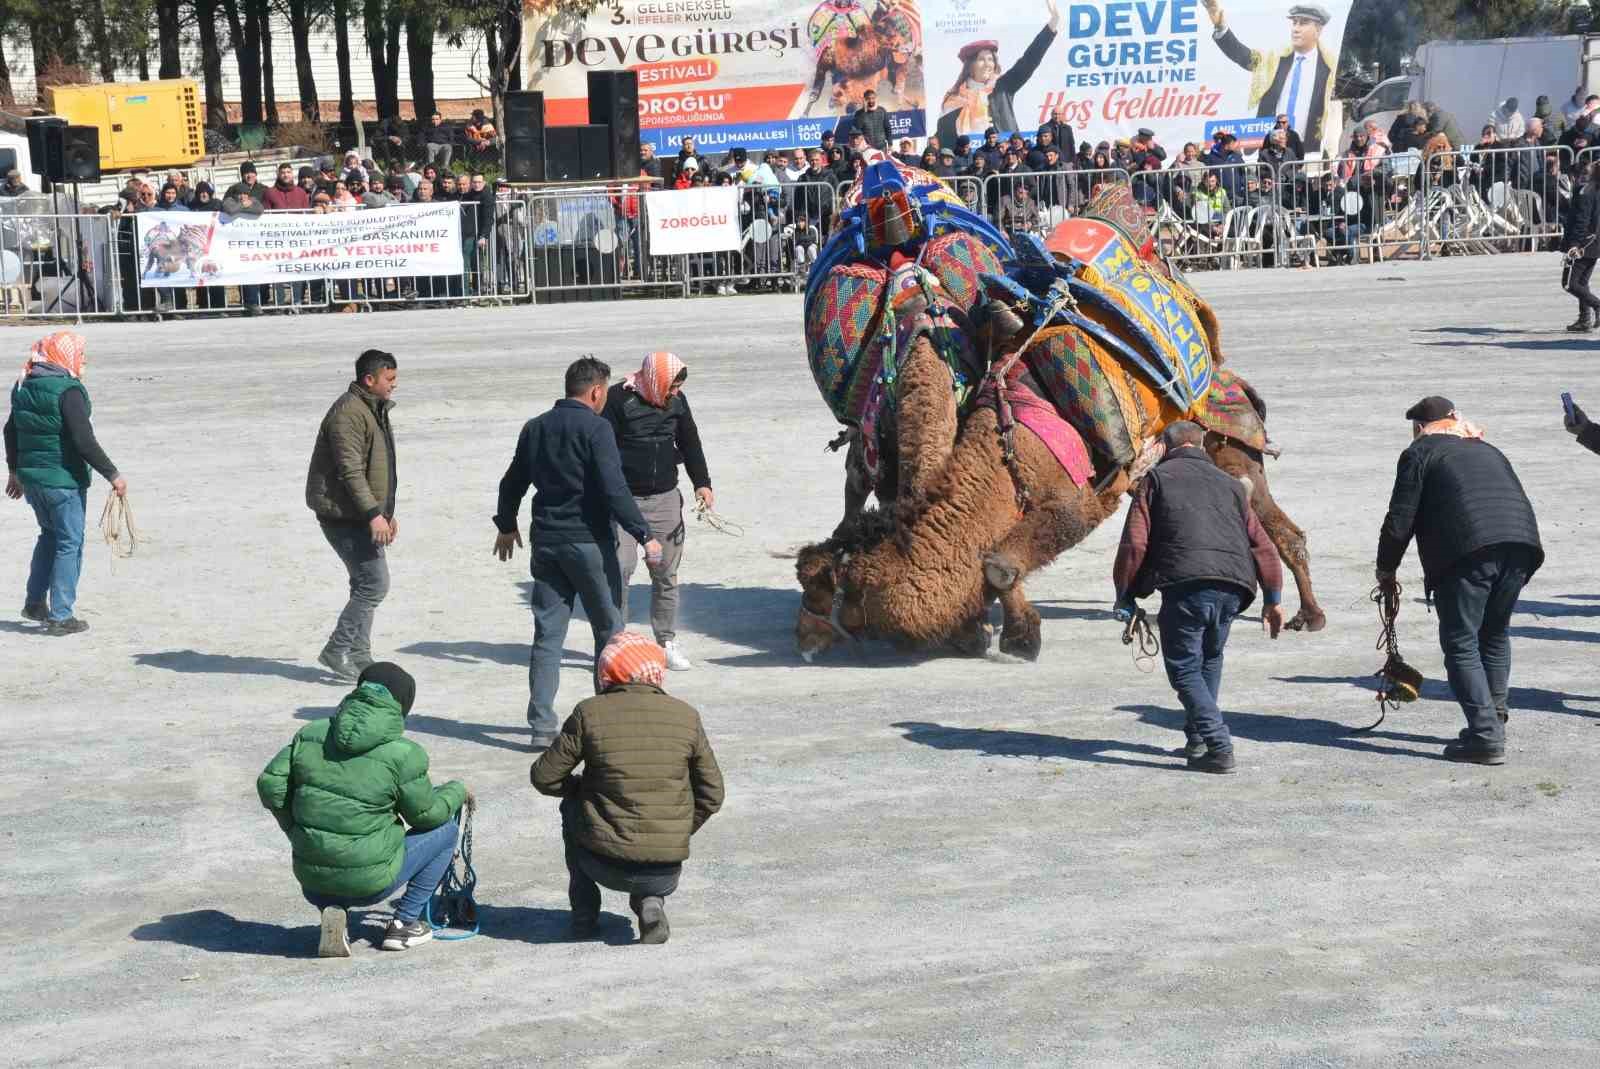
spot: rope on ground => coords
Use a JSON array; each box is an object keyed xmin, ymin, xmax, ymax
[
  {"xmin": 100, "ymin": 493, "xmax": 138, "ymax": 560},
  {"xmin": 695, "ymin": 500, "xmax": 745, "ymax": 538},
  {"xmin": 1121, "ymin": 605, "xmax": 1160, "ymax": 674},
  {"xmin": 425, "ymin": 806, "xmax": 479, "ymax": 940}
]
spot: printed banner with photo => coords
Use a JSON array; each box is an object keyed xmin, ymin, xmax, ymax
[
  {"xmin": 644, "ymin": 186, "xmax": 744, "ymax": 254},
  {"xmin": 923, "ymin": 0, "xmax": 1353, "ymax": 155},
  {"xmin": 526, "ymin": 0, "xmax": 927, "ymax": 156},
  {"xmin": 134, "ymin": 205, "xmax": 464, "ymax": 288}
]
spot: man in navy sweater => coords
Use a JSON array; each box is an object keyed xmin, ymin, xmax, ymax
[{"xmin": 494, "ymin": 357, "xmax": 662, "ymax": 750}]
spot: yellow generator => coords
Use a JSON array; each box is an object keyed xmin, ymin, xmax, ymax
[{"xmin": 43, "ymin": 79, "xmax": 204, "ymax": 171}]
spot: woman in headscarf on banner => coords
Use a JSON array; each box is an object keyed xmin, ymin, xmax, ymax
[{"xmin": 936, "ymin": 0, "xmax": 1061, "ymax": 148}]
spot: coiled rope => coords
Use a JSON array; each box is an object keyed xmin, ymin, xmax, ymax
[
  {"xmin": 1361, "ymin": 580, "xmax": 1422, "ymax": 731},
  {"xmin": 1121, "ymin": 605, "xmax": 1161, "ymax": 673},
  {"xmin": 694, "ymin": 500, "xmax": 745, "ymax": 538},
  {"xmin": 100, "ymin": 494, "xmax": 138, "ymax": 559},
  {"xmin": 425, "ymin": 807, "xmax": 478, "ymax": 940}
]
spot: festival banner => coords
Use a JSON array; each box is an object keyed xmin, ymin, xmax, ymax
[
  {"xmin": 920, "ymin": 0, "xmax": 1353, "ymax": 155},
  {"xmin": 133, "ymin": 204, "xmax": 464, "ymax": 288},
  {"xmin": 526, "ymin": 0, "xmax": 928, "ymax": 155},
  {"xmin": 644, "ymin": 186, "xmax": 743, "ymax": 253}
]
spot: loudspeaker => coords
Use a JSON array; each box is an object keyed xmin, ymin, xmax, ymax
[
  {"xmin": 545, "ymin": 125, "xmax": 612, "ymax": 182},
  {"xmin": 503, "ymin": 91, "xmax": 546, "ymax": 183},
  {"xmin": 61, "ymin": 126, "xmax": 101, "ymax": 182},
  {"xmin": 26, "ymin": 116, "xmax": 66, "ymax": 178},
  {"xmin": 587, "ymin": 70, "xmax": 640, "ymax": 179}
]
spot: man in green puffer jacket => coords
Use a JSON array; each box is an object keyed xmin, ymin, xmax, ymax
[{"xmin": 257, "ymin": 661, "xmax": 471, "ymax": 956}]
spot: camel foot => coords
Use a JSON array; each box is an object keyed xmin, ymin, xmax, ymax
[
  {"xmin": 1285, "ymin": 608, "xmax": 1327, "ymax": 633},
  {"xmin": 982, "ymin": 551, "xmax": 1022, "ymax": 592},
  {"xmin": 948, "ymin": 618, "xmax": 993, "ymax": 658},
  {"xmin": 999, "ymin": 606, "xmax": 1042, "ymax": 662}
]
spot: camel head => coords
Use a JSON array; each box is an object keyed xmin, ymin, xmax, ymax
[{"xmin": 795, "ymin": 542, "xmax": 867, "ymax": 661}]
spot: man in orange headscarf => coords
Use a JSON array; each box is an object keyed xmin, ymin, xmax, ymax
[
  {"xmin": 601, "ymin": 351, "xmax": 715, "ymax": 671},
  {"xmin": 532, "ymin": 632, "xmax": 724, "ymax": 944},
  {"xmin": 5, "ymin": 332, "xmax": 127, "ymax": 634}
]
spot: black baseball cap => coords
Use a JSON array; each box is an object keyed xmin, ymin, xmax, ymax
[{"xmin": 1405, "ymin": 396, "xmax": 1456, "ymax": 423}]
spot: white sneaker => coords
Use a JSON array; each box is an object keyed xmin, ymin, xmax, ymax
[{"xmin": 663, "ymin": 641, "xmax": 693, "ymax": 671}]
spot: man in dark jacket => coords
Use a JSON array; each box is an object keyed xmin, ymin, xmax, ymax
[
  {"xmin": 850, "ymin": 89, "xmax": 892, "ymax": 150},
  {"xmin": 1113, "ymin": 422, "xmax": 1285, "ymax": 774},
  {"xmin": 460, "ymin": 172, "xmax": 497, "ymax": 294},
  {"xmin": 1564, "ymin": 160, "xmax": 1600, "ymax": 331},
  {"xmin": 602, "ymin": 352, "xmax": 713, "ymax": 671},
  {"xmin": 1376, "ymin": 397, "xmax": 1543, "ymax": 765},
  {"xmin": 258, "ymin": 661, "xmax": 470, "ymax": 955},
  {"xmin": 5, "ymin": 332, "xmax": 125, "ymax": 634},
  {"xmin": 306, "ymin": 350, "xmax": 399, "ymax": 681},
  {"xmin": 1564, "ymin": 396, "xmax": 1600, "ymax": 454},
  {"xmin": 532, "ymin": 631, "xmax": 724, "ymax": 944},
  {"xmin": 495, "ymin": 357, "xmax": 661, "ymax": 749}
]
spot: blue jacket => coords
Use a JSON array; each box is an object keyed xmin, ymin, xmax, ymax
[{"xmin": 495, "ymin": 398, "xmax": 649, "ymax": 547}]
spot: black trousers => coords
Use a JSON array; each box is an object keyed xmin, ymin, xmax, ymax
[
  {"xmin": 561, "ymin": 795, "xmax": 680, "ymax": 918},
  {"xmin": 1567, "ymin": 255, "xmax": 1600, "ymax": 315}
]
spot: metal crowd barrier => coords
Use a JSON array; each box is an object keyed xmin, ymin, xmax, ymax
[
  {"xmin": 1412, "ymin": 144, "xmax": 1570, "ymax": 257},
  {"xmin": 0, "ymin": 203, "xmax": 120, "ymax": 317}
]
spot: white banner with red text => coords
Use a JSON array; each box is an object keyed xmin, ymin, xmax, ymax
[
  {"xmin": 133, "ymin": 204, "xmax": 465, "ymax": 288},
  {"xmin": 644, "ymin": 186, "xmax": 744, "ymax": 254}
]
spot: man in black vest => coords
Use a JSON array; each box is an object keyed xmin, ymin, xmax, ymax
[
  {"xmin": 1376, "ymin": 397, "xmax": 1543, "ymax": 765},
  {"xmin": 1113, "ymin": 422, "xmax": 1285, "ymax": 774}
]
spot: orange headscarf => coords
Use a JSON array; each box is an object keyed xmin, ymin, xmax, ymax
[
  {"xmin": 623, "ymin": 351, "xmax": 687, "ymax": 408},
  {"xmin": 18, "ymin": 331, "xmax": 87, "ymax": 386},
  {"xmin": 597, "ymin": 631, "xmax": 668, "ymax": 689}
]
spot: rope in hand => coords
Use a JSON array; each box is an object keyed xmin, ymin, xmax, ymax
[
  {"xmin": 100, "ymin": 493, "xmax": 138, "ymax": 560},
  {"xmin": 1361, "ymin": 579, "xmax": 1421, "ymax": 732},
  {"xmin": 694, "ymin": 499, "xmax": 745, "ymax": 538},
  {"xmin": 424, "ymin": 806, "xmax": 478, "ymax": 940},
  {"xmin": 1121, "ymin": 605, "xmax": 1161, "ymax": 673}
]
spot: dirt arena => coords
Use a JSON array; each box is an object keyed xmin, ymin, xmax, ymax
[{"xmin": 3, "ymin": 254, "xmax": 1598, "ymax": 1066}]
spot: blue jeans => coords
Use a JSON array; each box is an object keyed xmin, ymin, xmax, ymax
[
  {"xmin": 1157, "ymin": 583, "xmax": 1244, "ymax": 755},
  {"xmin": 1432, "ymin": 546, "xmax": 1536, "ymax": 748},
  {"xmin": 303, "ymin": 819, "xmax": 458, "ymax": 923},
  {"xmin": 561, "ymin": 795, "xmax": 680, "ymax": 918},
  {"xmin": 528, "ymin": 541, "xmax": 623, "ymax": 737},
  {"xmin": 24, "ymin": 485, "xmax": 88, "ymax": 622}
]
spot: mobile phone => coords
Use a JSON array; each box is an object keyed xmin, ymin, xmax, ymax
[{"xmin": 1562, "ymin": 392, "xmax": 1576, "ymax": 422}]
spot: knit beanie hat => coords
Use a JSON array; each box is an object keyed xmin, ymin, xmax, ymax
[{"xmin": 358, "ymin": 661, "xmax": 416, "ymax": 715}]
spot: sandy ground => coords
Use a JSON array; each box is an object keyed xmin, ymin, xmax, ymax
[{"xmin": 3, "ymin": 255, "xmax": 1599, "ymax": 1067}]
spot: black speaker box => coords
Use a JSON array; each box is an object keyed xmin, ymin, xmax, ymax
[
  {"xmin": 503, "ymin": 91, "xmax": 546, "ymax": 183},
  {"xmin": 546, "ymin": 125, "xmax": 612, "ymax": 182},
  {"xmin": 61, "ymin": 126, "xmax": 101, "ymax": 182},
  {"xmin": 587, "ymin": 70, "xmax": 640, "ymax": 179},
  {"xmin": 27, "ymin": 116, "xmax": 66, "ymax": 179}
]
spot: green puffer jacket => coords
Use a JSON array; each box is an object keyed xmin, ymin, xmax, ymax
[{"xmin": 256, "ymin": 682, "xmax": 465, "ymax": 899}]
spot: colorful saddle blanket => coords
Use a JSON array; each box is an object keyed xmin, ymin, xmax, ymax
[{"xmin": 1197, "ymin": 368, "xmax": 1269, "ymax": 453}]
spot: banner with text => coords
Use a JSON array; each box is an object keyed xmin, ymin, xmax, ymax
[
  {"xmin": 645, "ymin": 186, "xmax": 743, "ymax": 253},
  {"xmin": 526, "ymin": 0, "xmax": 928, "ymax": 156},
  {"xmin": 134, "ymin": 205, "xmax": 464, "ymax": 288},
  {"xmin": 921, "ymin": 0, "xmax": 1352, "ymax": 154}
]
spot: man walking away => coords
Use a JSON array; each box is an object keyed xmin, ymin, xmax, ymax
[
  {"xmin": 1376, "ymin": 397, "xmax": 1543, "ymax": 766},
  {"xmin": 1113, "ymin": 421, "xmax": 1284, "ymax": 774},
  {"xmin": 1564, "ymin": 160, "xmax": 1600, "ymax": 332},
  {"xmin": 532, "ymin": 632, "xmax": 724, "ymax": 944},
  {"xmin": 257, "ymin": 661, "xmax": 470, "ymax": 956},
  {"xmin": 494, "ymin": 357, "xmax": 661, "ymax": 750},
  {"xmin": 602, "ymin": 352, "xmax": 714, "ymax": 670},
  {"xmin": 5, "ymin": 332, "xmax": 126, "ymax": 634},
  {"xmin": 306, "ymin": 351, "xmax": 399, "ymax": 681}
]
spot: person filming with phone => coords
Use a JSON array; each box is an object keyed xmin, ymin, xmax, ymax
[{"xmin": 1563, "ymin": 393, "xmax": 1600, "ymax": 454}]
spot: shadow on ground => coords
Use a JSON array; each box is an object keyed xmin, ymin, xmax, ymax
[
  {"xmin": 474, "ymin": 905, "xmax": 637, "ymax": 947},
  {"xmin": 396, "ymin": 640, "xmax": 591, "ymax": 667},
  {"xmin": 893, "ymin": 721, "xmax": 1177, "ymax": 770},
  {"xmin": 297, "ymin": 705, "xmax": 531, "ymax": 753},
  {"xmin": 1118, "ymin": 704, "xmax": 1454, "ymax": 761},
  {"xmin": 1276, "ymin": 674, "xmax": 1600, "ymax": 717},
  {"xmin": 1508, "ymin": 625, "xmax": 1600, "ymax": 644},
  {"xmin": 134, "ymin": 650, "xmax": 334, "ymax": 684}
]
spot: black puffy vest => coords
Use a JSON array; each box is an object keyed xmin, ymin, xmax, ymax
[{"xmin": 1136, "ymin": 450, "xmax": 1260, "ymax": 609}]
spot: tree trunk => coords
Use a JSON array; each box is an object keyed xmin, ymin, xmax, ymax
[
  {"xmin": 89, "ymin": 0, "xmax": 117, "ymax": 82},
  {"xmin": 363, "ymin": 0, "xmax": 391, "ymax": 120},
  {"xmin": 383, "ymin": 13, "xmax": 402, "ymax": 119},
  {"xmin": 138, "ymin": 49, "xmax": 150, "ymax": 81},
  {"xmin": 334, "ymin": 0, "xmax": 355, "ymax": 131},
  {"xmin": 0, "ymin": 39, "xmax": 13, "ymax": 109},
  {"xmin": 157, "ymin": 0, "xmax": 183, "ymax": 78},
  {"xmin": 257, "ymin": 0, "xmax": 278, "ymax": 124},
  {"xmin": 287, "ymin": 0, "xmax": 321, "ymax": 124},
  {"xmin": 404, "ymin": 12, "xmax": 436, "ymax": 120},
  {"xmin": 194, "ymin": 0, "xmax": 230, "ymax": 129},
  {"xmin": 223, "ymin": 0, "xmax": 264, "ymax": 126},
  {"xmin": 488, "ymin": 2, "xmax": 524, "ymax": 165}
]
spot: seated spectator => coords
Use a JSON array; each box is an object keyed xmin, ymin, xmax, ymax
[
  {"xmin": 465, "ymin": 109, "xmax": 499, "ymax": 159},
  {"xmin": 952, "ymin": 135, "xmax": 973, "ymax": 170},
  {"xmin": 531, "ymin": 632, "xmax": 724, "ymax": 944},
  {"xmin": 674, "ymin": 157, "xmax": 698, "ymax": 189},
  {"xmin": 0, "ymin": 168, "xmax": 30, "ymax": 197},
  {"xmin": 1130, "ymin": 128, "xmax": 1167, "ymax": 170},
  {"xmin": 920, "ymin": 146, "xmax": 940, "ymax": 172},
  {"xmin": 999, "ymin": 182, "xmax": 1042, "ymax": 236},
  {"xmin": 419, "ymin": 112, "xmax": 454, "ymax": 168},
  {"xmin": 935, "ymin": 147, "xmax": 958, "ymax": 178},
  {"xmin": 257, "ymin": 662, "xmax": 470, "ymax": 956},
  {"xmin": 895, "ymin": 137, "xmax": 920, "ymax": 165},
  {"xmin": 341, "ymin": 150, "xmax": 367, "ymax": 185},
  {"xmin": 1257, "ymin": 126, "xmax": 1301, "ymax": 169},
  {"xmin": 1193, "ymin": 170, "xmax": 1229, "ymax": 238},
  {"xmin": 792, "ymin": 214, "xmax": 820, "ymax": 269}
]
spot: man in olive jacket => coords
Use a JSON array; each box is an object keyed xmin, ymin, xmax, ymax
[
  {"xmin": 306, "ymin": 350, "xmax": 399, "ymax": 681},
  {"xmin": 258, "ymin": 661, "xmax": 470, "ymax": 955},
  {"xmin": 532, "ymin": 632, "xmax": 724, "ymax": 944}
]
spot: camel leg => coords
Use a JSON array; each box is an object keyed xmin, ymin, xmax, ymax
[
  {"xmin": 892, "ymin": 336, "xmax": 958, "ymax": 527},
  {"xmin": 979, "ymin": 489, "xmax": 1112, "ymax": 662},
  {"xmin": 1210, "ymin": 441, "xmax": 1325, "ymax": 633},
  {"xmin": 834, "ymin": 432, "xmax": 871, "ymax": 539}
]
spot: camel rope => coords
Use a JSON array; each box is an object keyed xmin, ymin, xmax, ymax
[
  {"xmin": 694, "ymin": 500, "xmax": 745, "ymax": 538},
  {"xmin": 1121, "ymin": 605, "xmax": 1160, "ymax": 673},
  {"xmin": 1361, "ymin": 580, "xmax": 1422, "ymax": 731},
  {"xmin": 100, "ymin": 493, "xmax": 138, "ymax": 559}
]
